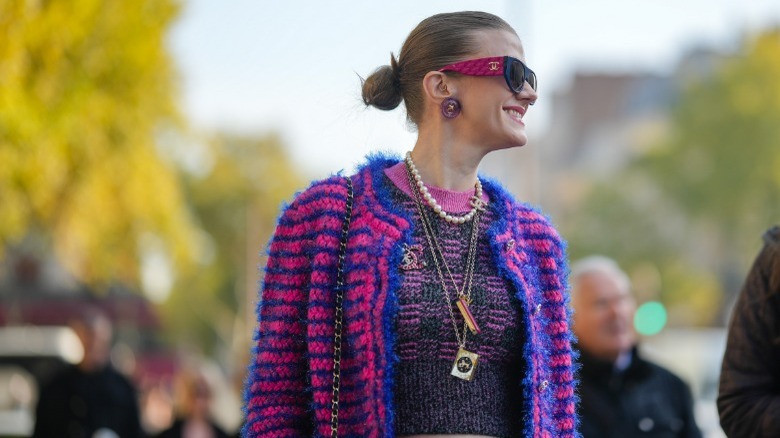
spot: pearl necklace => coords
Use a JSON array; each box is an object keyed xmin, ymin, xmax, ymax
[{"xmin": 405, "ymin": 151, "xmax": 486, "ymax": 224}]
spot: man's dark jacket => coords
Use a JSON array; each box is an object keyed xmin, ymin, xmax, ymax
[
  {"xmin": 578, "ymin": 347, "xmax": 701, "ymax": 438},
  {"xmin": 718, "ymin": 225, "xmax": 780, "ymax": 437},
  {"xmin": 32, "ymin": 363, "xmax": 142, "ymax": 438}
]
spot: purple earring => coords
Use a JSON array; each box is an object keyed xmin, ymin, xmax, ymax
[{"xmin": 441, "ymin": 97, "xmax": 461, "ymax": 119}]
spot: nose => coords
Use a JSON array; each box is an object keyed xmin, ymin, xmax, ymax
[
  {"xmin": 518, "ymin": 82, "xmax": 538, "ymax": 105},
  {"xmin": 606, "ymin": 300, "xmax": 626, "ymax": 319}
]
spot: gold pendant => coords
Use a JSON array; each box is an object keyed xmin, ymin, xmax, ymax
[
  {"xmin": 456, "ymin": 296, "xmax": 480, "ymax": 334},
  {"xmin": 450, "ymin": 347, "xmax": 479, "ymax": 381}
]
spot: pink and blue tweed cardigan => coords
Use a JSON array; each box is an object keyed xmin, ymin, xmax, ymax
[{"xmin": 243, "ymin": 154, "xmax": 579, "ymax": 437}]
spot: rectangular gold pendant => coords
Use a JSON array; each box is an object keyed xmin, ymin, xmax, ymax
[
  {"xmin": 456, "ymin": 297, "xmax": 481, "ymax": 334},
  {"xmin": 450, "ymin": 347, "xmax": 479, "ymax": 381}
]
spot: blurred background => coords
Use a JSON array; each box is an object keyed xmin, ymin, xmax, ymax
[{"xmin": 1, "ymin": 0, "xmax": 779, "ymax": 436}]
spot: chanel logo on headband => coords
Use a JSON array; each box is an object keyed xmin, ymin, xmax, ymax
[{"xmin": 488, "ymin": 61, "xmax": 499, "ymax": 71}]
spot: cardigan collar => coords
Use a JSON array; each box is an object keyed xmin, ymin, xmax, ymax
[{"xmin": 356, "ymin": 152, "xmax": 521, "ymax": 222}]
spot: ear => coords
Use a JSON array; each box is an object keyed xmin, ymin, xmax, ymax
[{"xmin": 422, "ymin": 71, "xmax": 455, "ymax": 102}]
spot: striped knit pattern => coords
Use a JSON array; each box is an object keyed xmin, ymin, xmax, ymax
[
  {"xmin": 384, "ymin": 176, "xmax": 525, "ymax": 437},
  {"xmin": 242, "ymin": 153, "xmax": 580, "ymax": 437}
]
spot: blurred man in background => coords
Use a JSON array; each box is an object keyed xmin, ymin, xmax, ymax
[
  {"xmin": 33, "ymin": 307, "xmax": 143, "ymax": 438},
  {"xmin": 718, "ymin": 225, "xmax": 780, "ymax": 437},
  {"xmin": 571, "ymin": 256, "xmax": 701, "ymax": 438}
]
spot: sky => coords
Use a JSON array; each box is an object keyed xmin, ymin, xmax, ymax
[{"xmin": 168, "ymin": 0, "xmax": 780, "ymax": 178}]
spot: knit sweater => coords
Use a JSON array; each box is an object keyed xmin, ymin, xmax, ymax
[
  {"xmin": 384, "ymin": 162, "xmax": 525, "ymax": 437},
  {"xmin": 242, "ymin": 154, "xmax": 579, "ymax": 438}
]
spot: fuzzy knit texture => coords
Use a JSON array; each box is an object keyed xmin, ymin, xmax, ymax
[
  {"xmin": 242, "ymin": 153, "xmax": 580, "ymax": 438},
  {"xmin": 385, "ymin": 162, "xmax": 525, "ymax": 437}
]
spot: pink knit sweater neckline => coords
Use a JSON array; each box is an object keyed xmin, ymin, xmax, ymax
[{"xmin": 384, "ymin": 162, "xmax": 490, "ymax": 214}]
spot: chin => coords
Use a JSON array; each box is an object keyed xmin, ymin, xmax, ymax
[
  {"xmin": 505, "ymin": 128, "xmax": 529, "ymax": 148},
  {"xmin": 502, "ymin": 136, "xmax": 528, "ymax": 149},
  {"xmin": 514, "ymin": 137, "xmax": 529, "ymax": 147},
  {"xmin": 490, "ymin": 132, "xmax": 528, "ymax": 150},
  {"xmin": 618, "ymin": 338, "xmax": 636, "ymax": 352}
]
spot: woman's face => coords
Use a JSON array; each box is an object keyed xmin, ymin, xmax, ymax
[{"xmin": 450, "ymin": 29, "xmax": 538, "ymax": 151}]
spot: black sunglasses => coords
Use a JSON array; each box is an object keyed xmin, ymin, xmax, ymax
[{"xmin": 438, "ymin": 55, "xmax": 537, "ymax": 93}]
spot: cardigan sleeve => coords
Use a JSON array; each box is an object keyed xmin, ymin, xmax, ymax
[
  {"xmin": 718, "ymin": 227, "xmax": 780, "ymax": 437},
  {"xmin": 545, "ymin": 222, "xmax": 580, "ymax": 437},
  {"xmin": 242, "ymin": 178, "xmax": 349, "ymax": 437},
  {"xmin": 514, "ymin": 204, "xmax": 580, "ymax": 437}
]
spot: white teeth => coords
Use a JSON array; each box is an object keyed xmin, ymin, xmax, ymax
[{"xmin": 505, "ymin": 109, "xmax": 522, "ymax": 119}]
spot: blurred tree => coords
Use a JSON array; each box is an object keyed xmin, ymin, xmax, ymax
[
  {"xmin": 563, "ymin": 29, "xmax": 780, "ymax": 326},
  {"xmin": 562, "ymin": 174, "xmax": 722, "ymax": 327},
  {"xmin": 641, "ymin": 28, "xmax": 780, "ymax": 313},
  {"xmin": 160, "ymin": 132, "xmax": 307, "ymax": 357},
  {"xmin": 0, "ymin": 0, "xmax": 197, "ymax": 286}
]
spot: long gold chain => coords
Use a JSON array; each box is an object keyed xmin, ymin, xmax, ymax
[{"xmin": 404, "ymin": 161, "xmax": 481, "ymax": 347}]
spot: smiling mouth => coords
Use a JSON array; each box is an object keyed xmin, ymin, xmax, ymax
[{"xmin": 504, "ymin": 108, "xmax": 525, "ymax": 124}]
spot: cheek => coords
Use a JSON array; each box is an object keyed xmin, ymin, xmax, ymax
[
  {"xmin": 463, "ymin": 84, "xmax": 505, "ymax": 112},
  {"xmin": 618, "ymin": 303, "xmax": 636, "ymax": 320},
  {"xmin": 580, "ymin": 313, "xmax": 608, "ymax": 334},
  {"xmin": 597, "ymin": 315, "xmax": 616, "ymax": 332}
]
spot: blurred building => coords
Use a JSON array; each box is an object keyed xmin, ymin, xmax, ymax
[{"xmin": 483, "ymin": 46, "xmax": 729, "ymax": 218}]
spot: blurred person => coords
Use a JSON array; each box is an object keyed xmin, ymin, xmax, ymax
[
  {"xmin": 155, "ymin": 368, "xmax": 230, "ymax": 438},
  {"xmin": 571, "ymin": 256, "xmax": 700, "ymax": 438},
  {"xmin": 242, "ymin": 11, "xmax": 578, "ymax": 438},
  {"xmin": 141, "ymin": 381, "xmax": 175, "ymax": 434},
  {"xmin": 718, "ymin": 225, "xmax": 780, "ymax": 437},
  {"xmin": 32, "ymin": 306, "xmax": 143, "ymax": 438}
]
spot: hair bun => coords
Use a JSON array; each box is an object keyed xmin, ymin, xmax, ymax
[
  {"xmin": 389, "ymin": 53, "xmax": 402, "ymax": 91},
  {"xmin": 362, "ymin": 53, "xmax": 403, "ymax": 111}
]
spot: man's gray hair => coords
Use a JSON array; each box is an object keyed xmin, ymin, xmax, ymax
[{"xmin": 570, "ymin": 255, "xmax": 631, "ymax": 295}]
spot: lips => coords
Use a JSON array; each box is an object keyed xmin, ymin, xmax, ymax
[{"xmin": 503, "ymin": 106, "xmax": 526, "ymax": 124}]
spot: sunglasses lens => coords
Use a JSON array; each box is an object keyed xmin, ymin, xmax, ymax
[
  {"xmin": 508, "ymin": 59, "xmax": 536, "ymax": 92},
  {"xmin": 527, "ymin": 70, "xmax": 537, "ymax": 91}
]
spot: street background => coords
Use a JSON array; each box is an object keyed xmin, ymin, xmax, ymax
[{"xmin": 2, "ymin": 1, "xmax": 780, "ymax": 436}]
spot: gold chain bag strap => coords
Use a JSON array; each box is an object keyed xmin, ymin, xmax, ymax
[{"xmin": 331, "ymin": 176, "xmax": 354, "ymax": 438}]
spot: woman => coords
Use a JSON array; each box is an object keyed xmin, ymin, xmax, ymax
[
  {"xmin": 156, "ymin": 369, "xmax": 231, "ymax": 438},
  {"xmin": 243, "ymin": 11, "xmax": 578, "ymax": 438}
]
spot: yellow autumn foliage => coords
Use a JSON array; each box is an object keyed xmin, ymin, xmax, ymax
[{"xmin": 0, "ymin": 0, "xmax": 197, "ymax": 286}]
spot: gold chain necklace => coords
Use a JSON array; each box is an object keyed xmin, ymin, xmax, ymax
[{"xmin": 404, "ymin": 160, "xmax": 485, "ymax": 381}]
